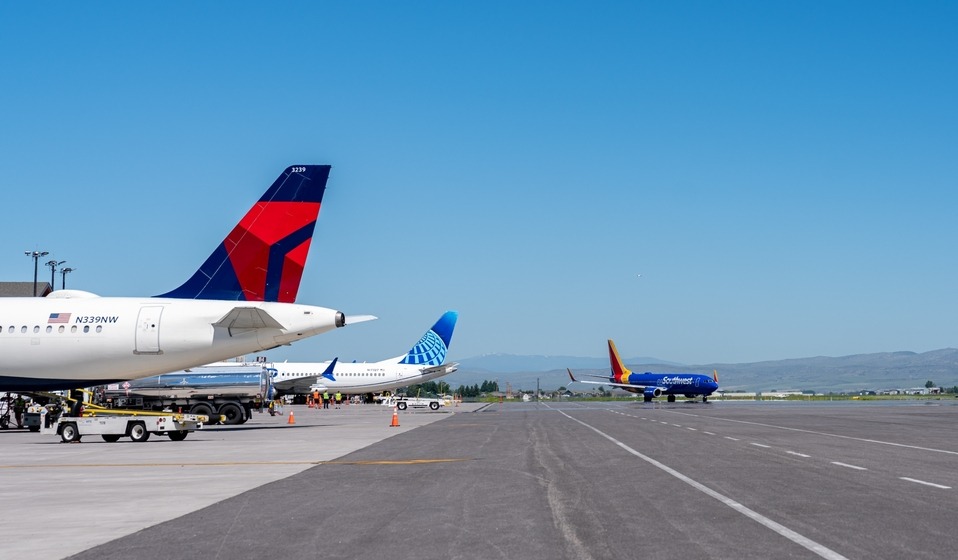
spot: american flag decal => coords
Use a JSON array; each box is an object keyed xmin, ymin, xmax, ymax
[{"xmin": 48, "ymin": 313, "xmax": 71, "ymax": 324}]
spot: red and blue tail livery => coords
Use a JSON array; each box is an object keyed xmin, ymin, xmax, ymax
[
  {"xmin": 158, "ymin": 165, "xmax": 330, "ymax": 302},
  {"xmin": 568, "ymin": 339, "xmax": 719, "ymax": 403},
  {"xmin": 0, "ymin": 163, "xmax": 377, "ymax": 392}
]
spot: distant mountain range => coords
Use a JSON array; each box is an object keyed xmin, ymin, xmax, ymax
[{"xmin": 448, "ymin": 349, "xmax": 958, "ymax": 393}]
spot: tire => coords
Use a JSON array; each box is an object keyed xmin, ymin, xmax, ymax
[
  {"xmin": 168, "ymin": 430, "xmax": 188, "ymax": 441},
  {"xmin": 102, "ymin": 434, "xmax": 122, "ymax": 443},
  {"xmin": 60, "ymin": 422, "xmax": 80, "ymax": 443},
  {"xmin": 397, "ymin": 401, "xmax": 407, "ymax": 411},
  {"xmin": 429, "ymin": 401, "xmax": 440, "ymax": 410},
  {"xmin": 128, "ymin": 422, "xmax": 150, "ymax": 442},
  {"xmin": 218, "ymin": 403, "xmax": 244, "ymax": 425},
  {"xmin": 190, "ymin": 403, "xmax": 215, "ymax": 423}
]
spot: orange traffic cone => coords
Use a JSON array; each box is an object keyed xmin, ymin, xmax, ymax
[
  {"xmin": 288, "ymin": 410, "xmax": 296, "ymax": 425},
  {"xmin": 389, "ymin": 406, "xmax": 400, "ymax": 427}
]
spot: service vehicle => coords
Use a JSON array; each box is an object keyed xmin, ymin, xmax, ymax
[
  {"xmin": 391, "ymin": 395, "xmax": 444, "ymax": 411},
  {"xmin": 99, "ymin": 362, "xmax": 274, "ymax": 425},
  {"xmin": 39, "ymin": 409, "xmax": 205, "ymax": 443}
]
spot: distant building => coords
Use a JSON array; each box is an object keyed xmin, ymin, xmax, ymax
[{"xmin": 0, "ymin": 281, "xmax": 53, "ymax": 297}]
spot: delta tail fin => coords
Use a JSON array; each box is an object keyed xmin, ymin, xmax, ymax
[
  {"xmin": 607, "ymin": 339, "xmax": 632, "ymax": 383},
  {"xmin": 157, "ymin": 165, "xmax": 331, "ymax": 302},
  {"xmin": 398, "ymin": 311, "xmax": 459, "ymax": 366}
]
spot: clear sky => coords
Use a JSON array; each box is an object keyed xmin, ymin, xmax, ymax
[{"xmin": 1, "ymin": 2, "xmax": 955, "ymax": 365}]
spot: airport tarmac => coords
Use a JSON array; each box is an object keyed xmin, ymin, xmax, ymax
[{"xmin": 3, "ymin": 400, "xmax": 957, "ymax": 559}]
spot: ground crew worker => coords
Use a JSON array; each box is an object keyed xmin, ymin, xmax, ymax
[
  {"xmin": 13, "ymin": 395, "xmax": 26, "ymax": 428},
  {"xmin": 323, "ymin": 391, "xmax": 330, "ymax": 409},
  {"xmin": 334, "ymin": 391, "xmax": 342, "ymax": 409},
  {"xmin": 312, "ymin": 389, "xmax": 320, "ymax": 409}
]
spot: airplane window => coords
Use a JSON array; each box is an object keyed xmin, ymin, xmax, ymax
[
  {"xmin": 58, "ymin": 326, "xmax": 65, "ymax": 333},
  {"xmin": 83, "ymin": 326, "xmax": 89, "ymax": 333},
  {"xmin": 21, "ymin": 326, "xmax": 27, "ymax": 333},
  {"xmin": 96, "ymin": 326, "xmax": 102, "ymax": 333},
  {"xmin": 33, "ymin": 325, "xmax": 40, "ymax": 333},
  {"xmin": 71, "ymin": 326, "xmax": 77, "ymax": 333},
  {"xmin": 46, "ymin": 326, "xmax": 52, "ymax": 333}
]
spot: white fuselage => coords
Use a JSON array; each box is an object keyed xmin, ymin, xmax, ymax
[
  {"xmin": 0, "ymin": 294, "xmax": 343, "ymax": 390},
  {"xmin": 271, "ymin": 358, "xmax": 458, "ymax": 394}
]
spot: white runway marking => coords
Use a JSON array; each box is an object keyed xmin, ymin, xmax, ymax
[
  {"xmin": 899, "ymin": 477, "xmax": 951, "ymax": 490},
  {"xmin": 687, "ymin": 427, "xmax": 697, "ymax": 431},
  {"xmin": 750, "ymin": 443, "xmax": 771, "ymax": 448},
  {"xmin": 558, "ymin": 410, "xmax": 850, "ymax": 560},
  {"xmin": 703, "ymin": 431, "xmax": 716, "ymax": 435},
  {"xmin": 666, "ymin": 411, "xmax": 958, "ymax": 456},
  {"xmin": 831, "ymin": 462, "xmax": 867, "ymax": 471},
  {"xmin": 725, "ymin": 436, "xmax": 740, "ymax": 441},
  {"xmin": 786, "ymin": 451, "xmax": 811, "ymax": 458}
]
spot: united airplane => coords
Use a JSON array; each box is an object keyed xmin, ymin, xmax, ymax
[
  {"xmin": 567, "ymin": 339, "xmax": 719, "ymax": 402},
  {"xmin": 270, "ymin": 310, "xmax": 458, "ymax": 395},
  {"xmin": 0, "ymin": 165, "xmax": 375, "ymax": 391}
]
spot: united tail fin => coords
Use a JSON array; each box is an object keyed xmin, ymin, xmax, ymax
[
  {"xmin": 157, "ymin": 165, "xmax": 331, "ymax": 302},
  {"xmin": 607, "ymin": 339, "xmax": 632, "ymax": 383},
  {"xmin": 399, "ymin": 311, "xmax": 459, "ymax": 366}
]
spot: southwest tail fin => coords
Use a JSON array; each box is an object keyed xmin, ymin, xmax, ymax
[
  {"xmin": 399, "ymin": 311, "xmax": 459, "ymax": 366},
  {"xmin": 607, "ymin": 339, "xmax": 632, "ymax": 383},
  {"xmin": 157, "ymin": 165, "xmax": 331, "ymax": 302},
  {"xmin": 713, "ymin": 369, "xmax": 719, "ymax": 383}
]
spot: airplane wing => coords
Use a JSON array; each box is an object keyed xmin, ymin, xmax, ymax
[
  {"xmin": 273, "ymin": 358, "xmax": 338, "ymax": 394},
  {"xmin": 566, "ymin": 368, "xmax": 650, "ymax": 390},
  {"xmin": 272, "ymin": 377, "xmax": 316, "ymax": 395}
]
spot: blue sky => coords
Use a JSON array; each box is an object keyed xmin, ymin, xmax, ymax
[{"xmin": 1, "ymin": 2, "xmax": 955, "ymax": 365}]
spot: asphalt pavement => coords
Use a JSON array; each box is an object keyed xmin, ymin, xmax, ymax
[{"xmin": 3, "ymin": 399, "xmax": 957, "ymax": 559}]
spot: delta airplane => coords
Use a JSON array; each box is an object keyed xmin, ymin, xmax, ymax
[
  {"xmin": 270, "ymin": 310, "xmax": 458, "ymax": 395},
  {"xmin": 567, "ymin": 339, "xmax": 719, "ymax": 402},
  {"xmin": 0, "ymin": 165, "xmax": 375, "ymax": 391}
]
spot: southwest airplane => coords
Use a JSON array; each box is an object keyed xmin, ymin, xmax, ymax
[
  {"xmin": 270, "ymin": 310, "xmax": 458, "ymax": 395},
  {"xmin": 0, "ymin": 165, "xmax": 375, "ymax": 391},
  {"xmin": 567, "ymin": 339, "xmax": 719, "ymax": 402}
]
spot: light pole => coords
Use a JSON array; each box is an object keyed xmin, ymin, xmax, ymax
[
  {"xmin": 24, "ymin": 250, "xmax": 49, "ymax": 296},
  {"xmin": 46, "ymin": 260, "xmax": 66, "ymax": 291},
  {"xmin": 60, "ymin": 267, "xmax": 75, "ymax": 289}
]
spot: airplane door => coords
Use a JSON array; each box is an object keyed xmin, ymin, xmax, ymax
[{"xmin": 135, "ymin": 306, "xmax": 163, "ymax": 354}]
